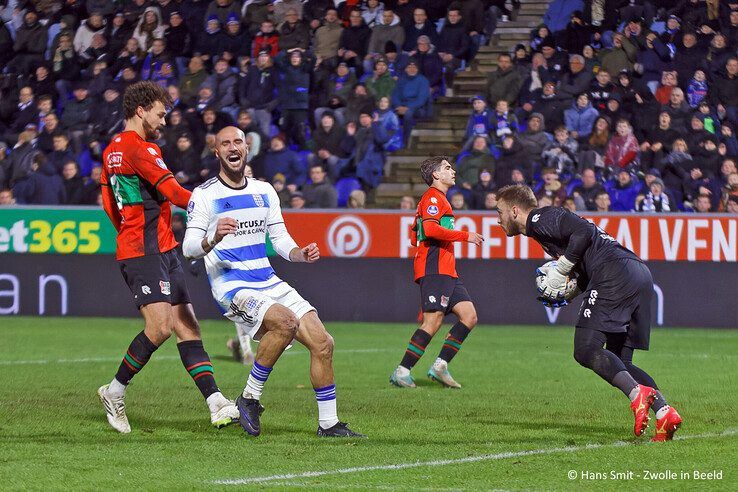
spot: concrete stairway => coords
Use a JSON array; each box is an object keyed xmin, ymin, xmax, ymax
[{"xmin": 373, "ymin": 0, "xmax": 553, "ymax": 208}]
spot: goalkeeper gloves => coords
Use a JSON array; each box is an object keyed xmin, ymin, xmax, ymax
[{"xmin": 537, "ymin": 256, "xmax": 576, "ymax": 300}]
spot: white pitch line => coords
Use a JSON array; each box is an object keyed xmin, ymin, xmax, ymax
[
  {"xmin": 211, "ymin": 429, "xmax": 738, "ymax": 486},
  {"xmin": 0, "ymin": 348, "xmax": 393, "ymax": 366}
]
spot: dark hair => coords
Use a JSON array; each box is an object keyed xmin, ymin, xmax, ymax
[
  {"xmin": 498, "ymin": 53, "xmax": 512, "ymax": 61},
  {"xmin": 496, "ymin": 184, "xmax": 538, "ymax": 211},
  {"xmin": 123, "ymin": 81, "xmax": 172, "ymax": 120},
  {"xmin": 420, "ymin": 155, "xmax": 451, "ymax": 186}
]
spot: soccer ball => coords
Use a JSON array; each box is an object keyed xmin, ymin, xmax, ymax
[{"xmin": 535, "ymin": 260, "xmax": 580, "ymax": 300}]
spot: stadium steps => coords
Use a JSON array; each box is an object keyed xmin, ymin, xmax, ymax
[{"xmin": 373, "ymin": 0, "xmax": 554, "ymax": 208}]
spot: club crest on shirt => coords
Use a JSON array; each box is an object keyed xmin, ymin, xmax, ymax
[
  {"xmin": 427, "ymin": 205, "xmax": 439, "ymax": 216},
  {"xmin": 253, "ymin": 194, "xmax": 265, "ymax": 207},
  {"xmin": 155, "ymin": 158, "xmax": 167, "ymax": 169}
]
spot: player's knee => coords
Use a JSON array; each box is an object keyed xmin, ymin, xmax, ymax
[
  {"xmin": 461, "ymin": 312, "xmax": 478, "ymax": 328},
  {"xmin": 277, "ymin": 311, "xmax": 299, "ymax": 339},
  {"xmin": 315, "ymin": 333, "xmax": 335, "ymax": 360},
  {"xmin": 573, "ymin": 344, "xmax": 594, "ymax": 368}
]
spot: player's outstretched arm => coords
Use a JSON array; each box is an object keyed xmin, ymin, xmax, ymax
[
  {"xmin": 157, "ymin": 177, "xmax": 192, "ymax": 209},
  {"xmin": 423, "ymin": 220, "xmax": 484, "ymax": 245},
  {"xmin": 288, "ymin": 243, "xmax": 320, "ymax": 263}
]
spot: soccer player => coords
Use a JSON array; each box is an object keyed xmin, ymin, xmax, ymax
[
  {"xmin": 390, "ymin": 156, "xmax": 484, "ymax": 389},
  {"xmin": 97, "ymin": 81, "xmax": 238, "ymax": 434},
  {"xmin": 495, "ymin": 185, "xmax": 682, "ymax": 441},
  {"xmin": 182, "ymin": 126, "xmax": 364, "ymax": 438}
]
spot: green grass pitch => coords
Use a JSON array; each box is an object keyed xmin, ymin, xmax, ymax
[{"xmin": 1, "ymin": 317, "xmax": 736, "ymax": 490}]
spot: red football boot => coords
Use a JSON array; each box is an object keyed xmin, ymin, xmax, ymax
[
  {"xmin": 651, "ymin": 406, "xmax": 682, "ymax": 442},
  {"xmin": 630, "ymin": 384, "xmax": 657, "ymax": 436}
]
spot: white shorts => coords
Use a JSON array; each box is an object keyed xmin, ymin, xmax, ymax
[{"xmin": 224, "ymin": 282, "xmax": 315, "ymax": 340}]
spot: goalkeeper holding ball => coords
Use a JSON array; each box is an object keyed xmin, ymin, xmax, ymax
[{"xmin": 495, "ymin": 184, "xmax": 682, "ymax": 442}]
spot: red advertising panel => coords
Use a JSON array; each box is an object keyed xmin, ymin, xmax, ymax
[{"xmin": 282, "ymin": 211, "xmax": 738, "ymax": 262}]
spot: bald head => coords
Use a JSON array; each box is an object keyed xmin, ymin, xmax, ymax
[{"xmin": 215, "ymin": 126, "xmax": 249, "ymax": 180}]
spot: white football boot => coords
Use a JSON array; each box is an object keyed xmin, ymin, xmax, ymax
[
  {"xmin": 98, "ymin": 384, "xmax": 131, "ymax": 433},
  {"xmin": 427, "ymin": 359, "xmax": 462, "ymax": 388}
]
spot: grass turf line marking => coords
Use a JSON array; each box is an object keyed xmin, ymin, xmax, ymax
[
  {"xmin": 1, "ymin": 349, "xmax": 393, "ymax": 366},
  {"xmin": 211, "ymin": 429, "xmax": 738, "ymax": 486}
]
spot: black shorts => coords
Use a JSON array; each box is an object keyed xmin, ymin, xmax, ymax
[
  {"xmin": 575, "ymin": 258, "xmax": 652, "ymax": 350},
  {"xmin": 419, "ymin": 274, "xmax": 472, "ymax": 315},
  {"xmin": 119, "ymin": 249, "xmax": 192, "ymax": 308}
]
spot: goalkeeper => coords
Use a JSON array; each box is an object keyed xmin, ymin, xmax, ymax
[{"xmin": 494, "ymin": 184, "xmax": 682, "ymax": 442}]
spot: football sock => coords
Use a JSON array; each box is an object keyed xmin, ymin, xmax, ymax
[
  {"xmin": 314, "ymin": 384, "xmax": 339, "ymax": 429},
  {"xmin": 113, "ymin": 331, "xmax": 159, "ymax": 388},
  {"xmin": 613, "ymin": 370, "xmax": 639, "ymax": 399},
  {"xmin": 656, "ymin": 405, "xmax": 671, "ymax": 419},
  {"xmin": 620, "ymin": 348, "xmax": 667, "ymax": 412},
  {"xmin": 243, "ymin": 361, "xmax": 272, "ymax": 400},
  {"xmin": 178, "ymin": 340, "xmax": 219, "ymax": 399},
  {"xmin": 438, "ymin": 321, "xmax": 472, "ymax": 364},
  {"xmin": 400, "ymin": 329, "xmax": 432, "ymax": 370},
  {"xmin": 651, "ymin": 391, "xmax": 668, "ymax": 413},
  {"xmin": 107, "ymin": 378, "xmax": 127, "ymax": 398}
]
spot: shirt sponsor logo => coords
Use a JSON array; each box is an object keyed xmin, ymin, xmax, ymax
[
  {"xmin": 107, "ymin": 152, "xmax": 123, "ymax": 168},
  {"xmin": 427, "ymin": 205, "xmax": 439, "ymax": 216},
  {"xmin": 187, "ymin": 201, "xmax": 195, "ymax": 214},
  {"xmin": 235, "ymin": 219, "xmax": 266, "ymax": 236}
]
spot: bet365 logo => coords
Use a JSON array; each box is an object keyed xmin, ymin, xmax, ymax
[{"xmin": 0, "ymin": 220, "xmax": 101, "ymax": 254}]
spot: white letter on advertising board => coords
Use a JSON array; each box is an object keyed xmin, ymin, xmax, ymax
[
  {"xmin": 399, "ymin": 216, "xmax": 415, "ymax": 258},
  {"xmin": 39, "ymin": 275, "xmax": 68, "ymax": 315},
  {"xmin": 687, "ymin": 219, "xmax": 708, "ymax": 261},
  {"xmin": 712, "ymin": 220, "xmax": 736, "ymax": 262},
  {"xmin": 454, "ymin": 217, "xmax": 477, "ymax": 259},
  {"xmin": 640, "ymin": 219, "xmax": 649, "ymax": 261},
  {"xmin": 659, "ymin": 219, "xmax": 683, "ymax": 261},
  {"xmin": 616, "ymin": 218, "xmax": 634, "ymax": 251},
  {"xmin": 0, "ymin": 274, "xmax": 19, "ymax": 315},
  {"xmin": 481, "ymin": 218, "xmax": 502, "ymax": 259}
]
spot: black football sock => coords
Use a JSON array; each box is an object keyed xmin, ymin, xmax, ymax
[
  {"xmin": 178, "ymin": 340, "xmax": 219, "ymax": 399},
  {"xmin": 620, "ymin": 348, "xmax": 668, "ymax": 412},
  {"xmin": 438, "ymin": 321, "xmax": 473, "ymax": 364},
  {"xmin": 114, "ymin": 331, "xmax": 159, "ymax": 385},
  {"xmin": 400, "ymin": 329, "xmax": 433, "ymax": 370}
]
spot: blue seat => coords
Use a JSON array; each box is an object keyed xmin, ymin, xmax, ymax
[
  {"xmin": 336, "ymin": 177, "xmax": 362, "ymax": 207},
  {"xmin": 566, "ymin": 178, "xmax": 582, "ymax": 195}
]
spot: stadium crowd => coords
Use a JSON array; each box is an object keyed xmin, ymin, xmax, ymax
[{"xmin": 0, "ymin": 0, "xmax": 736, "ymax": 213}]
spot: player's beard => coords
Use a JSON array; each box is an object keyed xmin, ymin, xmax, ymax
[
  {"xmin": 142, "ymin": 118, "xmax": 162, "ymax": 141},
  {"xmin": 220, "ymin": 153, "xmax": 247, "ymax": 183}
]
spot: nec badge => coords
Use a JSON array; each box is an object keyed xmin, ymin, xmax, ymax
[{"xmin": 427, "ymin": 205, "xmax": 439, "ymax": 216}]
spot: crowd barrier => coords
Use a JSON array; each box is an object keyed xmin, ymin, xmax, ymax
[{"xmin": 1, "ymin": 208, "xmax": 736, "ymax": 327}]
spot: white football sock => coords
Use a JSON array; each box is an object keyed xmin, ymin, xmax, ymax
[
  {"xmin": 108, "ymin": 378, "xmax": 126, "ymax": 398},
  {"xmin": 315, "ymin": 385, "xmax": 338, "ymax": 429},
  {"xmin": 628, "ymin": 385, "xmax": 641, "ymax": 402}
]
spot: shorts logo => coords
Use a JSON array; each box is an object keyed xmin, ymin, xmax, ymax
[
  {"xmin": 159, "ymin": 281, "xmax": 171, "ymax": 295},
  {"xmin": 532, "ymin": 214, "xmax": 540, "ymax": 222},
  {"xmin": 588, "ymin": 290, "xmax": 598, "ymax": 306},
  {"xmin": 155, "ymin": 158, "xmax": 167, "ymax": 169},
  {"xmin": 427, "ymin": 205, "xmax": 439, "ymax": 216},
  {"xmin": 428, "ymin": 295, "xmax": 436, "ymax": 303},
  {"xmin": 142, "ymin": 285, "xmax": 151, "ymax": 295},
  {"xmin": 230, "ymin": 295, "xmax": 265, "ymax": 324},
  {"xmin": 440, "ymin": 295, "xmax": 449, "ymax": 307},
  {"xmin": 253, "ymin": 194, "xmax": 265, "ymax": 207},
  {"xmin": 583, "ymin": 308, "xmax": 591, "ymax": 318}
]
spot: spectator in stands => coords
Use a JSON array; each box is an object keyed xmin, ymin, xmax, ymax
[
  {"xmin": 197, "ymin": 15, "xmax": 225, "ymax": 60},
  {"xmin": 543, "ymin": 0, "xmax": 584, "ymax": 38},
  {"xmin": 179, "ymin": 56, "xmax": 209, "ymax": 107},
  {"xmin": 536, "ymin": 167, "xmax": 567, "ymax": 206},
  {"xmin": 0, "ymin": 189, "xmax": 15, "ymax": 206},
  {"xmin": 61, "ymin": 82, "xmax": 94, "ymax": 153},
  {"xmin": 48, "ymin": 133, "xmax": 76, "ymax": 174},
  {"xmin": 656, "ymin": 138, "xmax": 693, "ymax": 206},
  {"xmin": 365, "ymin": 57, "xmax": 396, "ymax": 103},
  {"xmin": 316, "ymin": 61, "xmax": 358, "ymax": 125},
  {"xmin": 563, "ymin": 10, "xmax": 590, "ymax": 56},
  {"xmin": 219, "ymin": 14, "xmax": 251, "ymax": 61},
  {"xmin": 599, "ymin": 33, "xmax": 637, "ymax": 78},
  {"xmin": 164, "ymin": 12, "xmax": 192, "ymax": 70},
  {"xmin": 436, "ymin": 6, "xmax": 470, "ymax": 96},
  {"xmin": 458, "ymin": 136, "xmax": 495, "ymax": 190},
  {"xmin": 132, "ymin": 7, "xmax": 165, "ymax": 51},
  {"xmin": 673, "ymin": 31, "xmax": 707, "ymax": 89},
  {"xmin": 348, "ymin": 189, "xmax": 366, "ymax": 208},
  {"xmin": 203, "ymin": 58, "xmax": 238, "ymax": 119},
  {"xmin": 12, "ymin": 153, "xmax": 65, "ymax": 205},
  {"xmin": 61, "ymin": 161, "xmax": 85, "ymax": 205},
  {"xmin": 10, "ymin": 10, "xmax": 48, "ymax": 74},
  {"xmin": 8, "ymin": 86, "xmax": 36, "ymax": 136},
  {"xmin": 711, "ymin": 57, "xmax": 738, "ymax": 124},
  {"xmin": 692, "ymin": 194, "xmax": 713, "ymax": 213},
  {"xmin": 399, "ymin": 195, "xmax": 415, "ymax": 210},
  {"xmin": 471, "ymin": 168, "xmax": 495, "ymax": 210},
  {"xmin": 662, "ymin": 88, "xmax": 692, "ymax": 133},
  {"xmin": 531, "ymin": 81, "xmax": 568, "ymax": 133},
  {"xmin": 605, "ymin": 119, "xmax": 639, "ymax": 171},
  {"xmin": 589, "ymin": 69, "xmax": 614, "ymax": 112},
  {"xmin": 391, "ymin": 59, "xmax": 431, "ymax": 147},
  {"xmin": 487, "ymin": 54, "xmax": 523, "ymax": 106},
  {"xmin": 542, "ymin": 126, "xmax": 578, "ymax": 175},
  {"xmin": 290, "ymin": 191, "xmax": 306, "ymax": 209},
  {"xmin": 687, "ymin": 69, "xmax": 709, "ymax": 108},
  {"xmin": 408, "ymin": 35, "xmax": 444, "ymax": 97},
  {"xmin": 491, "ymin": 99, "xmax": 518, "ymax": 145},
  {"xmin": 594, "ymin": 190, "xmax": 611, "ymax": 212},
  {"xmin": 518, "ymin": 112, "xmax": 550, "ymax": 166},
  {"xmin": 366, "ymin": 8, "xmax": 405, "ymax": 71},
  {"xmin": 303, "ymin": 164, "xmax": 338, "ymax": 208},
  {"xmin": 559, "ymin": 54, "xmax": 592, "ymax": 99},
  {"xmin": 539, "ymin": 38, "xmax": 567, "ymax": 82},
  {"xmin": 564, "ymin": 92, "xmax": 599, "ymax": 139},
  {"xmin": 636, "ymin": 177, "xmax": 675, "ymax": 212},
  {"xmin": 75, "ymin": 12, "xmax": 106, "ymax": 55},
  {"xmin": 461, "ymin": 96, "xmax": 494, "ymax": 152},
  {"xmin": 346, "ymin": 111, "xmax": 389, "ymax": 190},
  {"xmin": 403, "ymin": 8, "xmax": 437, "ymax": 52},
  {"xmin": 495, "ymin": 135, "xmax": 532, "ymax": 186},
  {"xmin": 338, "ymin": 9, "xmax": 371, "ymax": 75},
  {"xmin": 374, "ymin": 96, "xmax": 402, "ymax": 152},
  {"xmin": 271, "ymin": 174, "xmax": 292, "ymax": 208},
  {"xmin": 167, "ymin": 134, "xmax": 202, "ymax": 189},
  {"xmin": 253, "ymin": 19, "xmax": 280, "ymax": 58},
  {"xmin": 239, "ymin": 50, "xmax": 279, "ymax": 136},
  {"xmin": 344, "ymin": 84, "xmax": 376, "ymax": 124},
  {"xmin": 654, "ymin": 71, "xmax": 678, "ymax": 106},
  {"xmin": 279, "ymin": 8, "xmax": 311, "ymax": 52},
  {"xmin": 361, "ymin": 0, "xmax": 384, "ymax": 28},
  {"xmin": 262, "ymin": 136, "xmax": 306, "ymax": 189},
  {"xmin": 580, "ymin": 115, "xmax": 611, "ymax": 163},
  {"xmin": 309, "ymin": 111, "xmax": 348, "ymax": 180},
  {"xmin": 37, "ymin": 113, "xmax": 62, "ymax": 153},
  {"xmin": 449, "ymin": 190, "xmax": 467, "ymax": 211},
  {"xmin": 606, "ymin": 169, "xmax": 641, "ymax": 211},
  {"xmin": 572, "ymin": 168, "xmax": 605, "ymax": 211},
  {"xmin": 314, "ymin": 8, "xmax": 344, "ymax": 63},
  {"xmin": 276, "ymin": 49, "xmax": 313, "ymax": 147}
]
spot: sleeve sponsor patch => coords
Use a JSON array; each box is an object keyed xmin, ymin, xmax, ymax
[
  {"xmin": 427, "ymin": 205, "xmax": 439, "ymax": 216},
  {"xmin": 187, "ymin": 200, "xmax": 195, "ymax": 214},
  {"xmin": 155, "ymin": 158, "xmax": 167, "ymax": 169}
]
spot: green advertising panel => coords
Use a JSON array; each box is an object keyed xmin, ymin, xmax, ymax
[{"xmin": 0, "ymin": 207, "xmax": 118, "ymax": 254}]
